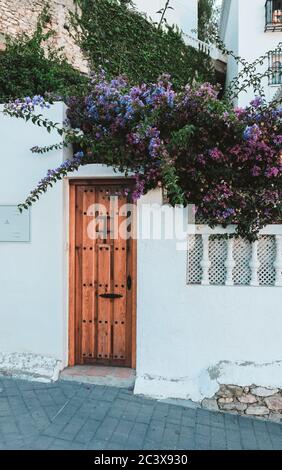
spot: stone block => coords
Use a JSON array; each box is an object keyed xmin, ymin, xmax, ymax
[
  {"xmin": 245, "ymin": 405, "xmax": 269, "ymax": 416},
  {"xmin": 238, "ymin": 394, "xmax": 257, "ymax": 404},
  {"xmin": 265, "ymin": 396, "xmax": 282, "ymax": 411},
  {"xmin": 201, "ymin": 398, "xmax": 219, "ymax": 411},
  {"xmin": 219, "ymin": 402, "xmax": 247, "ymax": 412},
  {"xmin": 251, "ymin": 387, "xmax": 279, "ymax": 397},
  {"xmin": 217, "ymin": 385, "xmax": 243, "ymax": 398}
]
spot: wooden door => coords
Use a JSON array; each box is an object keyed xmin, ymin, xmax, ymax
[{"xmin": 69, "ymin": 180, "xmax": 136, "ymax": 368}]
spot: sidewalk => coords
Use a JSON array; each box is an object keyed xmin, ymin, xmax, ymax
[{"xmin": 0, "ymin": 377, "xmax": 281, "ymax": 450}]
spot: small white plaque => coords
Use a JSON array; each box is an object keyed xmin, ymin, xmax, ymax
[{"xmin": 0, "ymin": 205, "xmax": 30, "ymax": 242}]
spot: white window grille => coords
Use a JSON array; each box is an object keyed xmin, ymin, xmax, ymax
[{"xmin": 187, "ymin": 225, "xmax": 282, "ymax": 287}]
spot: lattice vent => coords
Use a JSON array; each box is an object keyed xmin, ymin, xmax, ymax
[
  {"xmin": 258, "ymin": 236, "xmax": 276, "ymax": 286},
  {"xmin": 187, "ymin": 235, "xmax": 203, "ymax": 285},
  {"xmin": 187, "ymin": 234, "xmax": 277, "ymax": 286},
  {"xmin": 233, "ymin": 239, "xmax": 252, "ymax": 286},
  {"xmin": 209, "ymin": 239, "xmax": 227, "ymax": 285}
]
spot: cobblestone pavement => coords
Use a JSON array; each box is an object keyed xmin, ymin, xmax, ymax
[{"xmin": 0, "ymin": 377, "xmax": 282, "ymax": 450}]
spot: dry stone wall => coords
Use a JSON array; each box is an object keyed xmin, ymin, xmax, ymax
[
  {"xmin": 0, "ymin": 0, "xmax": 88, "ymax": 72},
  {"xmin": 202, "ymin": 384, "xmax": 282, "ymax": 423}
]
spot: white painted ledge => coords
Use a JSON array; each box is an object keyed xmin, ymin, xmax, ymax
[
  {"xmin": 134, "ymin": 373, "xmax": 218, "ymax": 403},
  {"xmin": 0, "ymin": 352, "xmax": 63, "ymax": 383},
  {"xmin": 135, "ymin": 361, "xmax": 282, "ymax": 403}
]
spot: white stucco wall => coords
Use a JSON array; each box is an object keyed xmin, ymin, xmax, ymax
[
  {"xmin": 134, "ymin": 0, "xmax": 198, "ymax": 36},
  {"xmin": 0, "ymin": 103, "xmax": 68, "ymax": 379},
  {"xmin": 0, "ymin": 104, "xmax": 282, "ymax": 398},
  {"xmin": 0, "ymin": 104, "xmax": 126, "ymax": 379},
  {"xmin": 220, "ymin": 0, "xmax": 239, "ymax": 104},
  {"xmin": 135, "ymin": 193, "xmax": 282, "ymax": 401},
  {"xmin": 221, "ymin": 0, "xmax": 282, "ymax": 106}
]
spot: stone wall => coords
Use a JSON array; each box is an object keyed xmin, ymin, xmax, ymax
[
  {"xmin": 0, "ymin": 0, "xmax": 88, "ymax": 72},
  {"xmin": 202, "ymin": 385, "xmax": 282, "ymax": 423}
]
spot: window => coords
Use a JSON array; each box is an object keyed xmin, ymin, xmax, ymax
[
  {"xmin": 265, "ymin": 0, "xmax": 282, "ymax": 31},
  {"xmin": 269, "ymin": 51, "xmax": 282, "ymax": 85}
]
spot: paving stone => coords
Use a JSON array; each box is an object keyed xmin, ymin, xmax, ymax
[
  {"xmin": 94, "ymin": 416, "xmax": 119, "ymax": 441},
  {"xmin": 110, "ymin": 420, "xmax": 135, "ymax": 444},
  {"xmin": 74, "ymin": 419, "xmax": 100, "ymax": 444},
  {"xmin": 1, "ymin": 377, "xmax": 282, "ymax": 450},
  {"xmin": 27, "ymin": 435, "xmax": 54, "ymax": 450},
  {"xmin": 227, "ymin": 442, "xmax": 242, "ymax": 450},
  {"xmin": 106, "ymin": 441, "xmax": 124, "ymax": 450},
  {"xmin": 87, "ymin": 439, "xmax": 108, "ymax": 450}
]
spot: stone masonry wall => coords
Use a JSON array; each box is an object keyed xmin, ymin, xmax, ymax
[
  {"xmin": 202, "ymin": 385, "xmax": 282, "ymax": 423},
  {"xmin": 0, "ymin": 0, "xmax": 88, "ymax": 72}
]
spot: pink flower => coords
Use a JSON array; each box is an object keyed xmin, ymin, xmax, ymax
[
  {"xmin": 251, "ymin": 165, "xmax": 261, "ymax": 177},
  {"xmin": 265, "ymin": 167, "xmax": 280, "ymax": 178},
  {"xmin": 234, "ymin": 107, "xmax": 246, "ymax": 118},
  {"xmin": 209, "ymin": 147, "xmax": 224, "ymax": 161}
]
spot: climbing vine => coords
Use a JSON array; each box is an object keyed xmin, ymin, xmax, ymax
[
  {"xmin": 0, "ymin": 6, "xmax": 87, "ymax": 103},
  {"xmin": 0, "ymin": 0, "xmax": 214, "ymax": 101},
  {"xmin": 71, "ymin": 0, "xmax": 214, "ymax": 89}
]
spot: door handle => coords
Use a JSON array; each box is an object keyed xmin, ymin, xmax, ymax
[
  {"xmin": 99, "ymin": 293, "xmax": 123, "ymax": 299},
  {"xmin": 127, "ymin": 275, "xmax": 132, "ymax": 291}
]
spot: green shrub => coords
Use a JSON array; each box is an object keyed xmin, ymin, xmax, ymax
[
  {"xmin": 0, "ymin": 10, "xmax": 87, "ymax": 103},
  {"xmin": 73, "ymin": 0, "xmax": 215, "ymax": 89}
]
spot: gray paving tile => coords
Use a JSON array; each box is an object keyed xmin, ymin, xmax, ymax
[{"xmin": 1, "ymin": 376, "xmax": 282, "ymax": 450}]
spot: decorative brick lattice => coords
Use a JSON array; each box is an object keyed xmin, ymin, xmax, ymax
[
  {"xmin": 208, "ymin": 238, "xmax": 227, "ymax": 285},
  {"xmin": 258, "ymin": 236, "xmax": 276, "ymax": 286},
  {"xmin": 187, "ymin": 235, "xmax": 203, "ymax": 285},
  {"xmin": 187, "ymin": 234, "xmax": 277, "ymax": 286},
  {"xmin": 233, "ymin": 238, "xmax": 252, "ymax": 286}
]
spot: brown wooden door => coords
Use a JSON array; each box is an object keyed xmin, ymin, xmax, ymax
[{"xmin": 69, "ymin": 180, "xmax": 136, "ymax": 368}]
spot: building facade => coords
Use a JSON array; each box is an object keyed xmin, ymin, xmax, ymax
[
  {"xmin": 220, "ymin": 0, "xmax": 282, "ymax": 106},
  {"xmin": 0, "ymin": 105, "xmax": 282, "ymax": 419},
  {"xmin": 0, "ymin": 0, "xmax": 88, "ymax": 72},
  {"xmin": 0, "ymin": 2, "xmax": 282, "ymax": 421}
]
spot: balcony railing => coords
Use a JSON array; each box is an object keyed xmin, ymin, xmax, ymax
[
  {"xmin": 187, "ymin": 225, "xmax": 282, "ymax": 287},
  {"xmin": 183, "ymin": 34, "xmax": 227, "ymax": 63},
  {"xmin": 269, "ymin": 50, "xmax": 282, "ymax": 85},
  {"xmin": 265, "ymin": 0, "xmax": 282, "ymax": 31}
]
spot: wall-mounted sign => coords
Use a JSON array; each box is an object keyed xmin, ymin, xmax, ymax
[{"xmin": 0, "ymin": 205, "xmax": 30, "ymax": 242}]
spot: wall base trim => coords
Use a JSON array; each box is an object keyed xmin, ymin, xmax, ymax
[{"xmin": 0, "ymin": 352, "xmax": 63, "ymax": 383}]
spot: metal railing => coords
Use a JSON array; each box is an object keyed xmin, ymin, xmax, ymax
[
  {"xmin": 269, "ymin": 50, "xmax": 282, "ymax": 85},
  {"xmin": 265, "ymin": 0, "xmax": 282, "ymax": 31}
]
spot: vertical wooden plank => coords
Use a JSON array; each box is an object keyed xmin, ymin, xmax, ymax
[
  {"xmin": 68, "ymin": 184, "xmax": 76, "ymax": 366},
  {"xmin": 81, "ymin": 187, "xmax": 96, "ymax": 361},
  {"xmin": 130, "ymin": 222, "xmax": 137, "ymax": 370},
  {"xmin": 97, "ymin": 244, "xmax": 112, "ymax": 361},
  {"xmin": 74, "ymin": 186, "xmax": 84, "ymax": 364}
]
